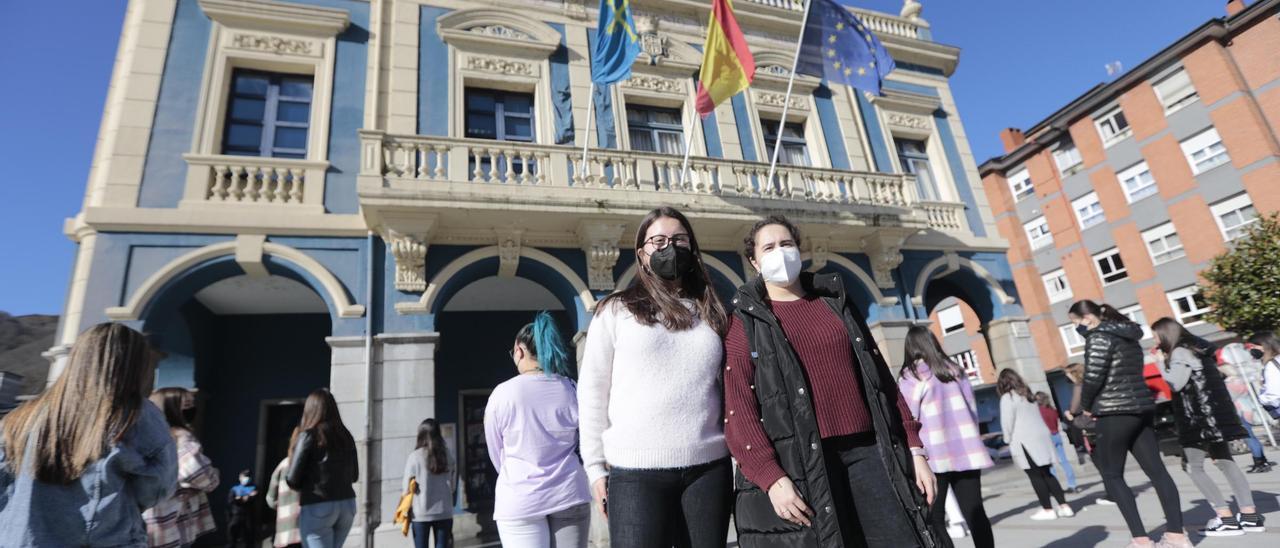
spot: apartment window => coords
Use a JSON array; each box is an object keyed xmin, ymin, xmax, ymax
[
  {"xmin": 222, "ymin": 70, "xmax": 313, "ymax": 158},
  {"xmin": 951, "ymin": 350, "xmax": 982, "ymax": 383},
  {"xmin": 627, "ymin": 105, "xmax": 684, "ymax": 155},
  {"xmin": 1007, "ymin": 168, "xmax": 1034, "ymax": 201},
  {"xmin": 1094, "ymin": 249, "xmax": 1128, "ymax": 285},
  {"xmin": 896, "ymin": 139, "xmax": 940, "ymax": 201},
  {"xmin": 1095, "ymin": 107, "xmax": 1132, "ymax": 146},
  {"xmin": 1211, "ymin": 193, "xmax": 1259, "ymax": 242},
  {"xmin": 1072, "ymin": 192, "xmax": 1105, "ymax": 229},
  {"xmin": 1060, "ymin": 324, "xmax": 1085, "ymax": 356},
  {"xmin": 1153, "ymin": 68, "xmax": 1198, "ymax": 113},
  {"xmin": 1042, "ymin": 269, "xmax": 1072, "ymax": 304},
  {"xmin": 1053, "ymin": 141, "xmax": 1083, "ymax": 175},
  {"xmin": 1117, "ymin": 161, "xmax": 1158, "ymax": 203},
  {"xmin": 1180, "ymin": 128, "xmax": 1230, "ymax": 174},
  {"xmin": 1025, "ymin": 217, "xmax": 1053, "ymax": 250},
  {"xmin": 762, "ymin": 120, "xmax": 810, "ymax": 167},
  {"xmin": 938, "ymin": 305, "xmax": 965, "ymax": 335},
  {"xmin": 1120, "ymin": 305, "xmax": 1153, "ymax": 340},
  {"xmin": 465, "ymin": 89, "xmax": 535, "ymax": 142},
  {"xmin": 1168, "ymin": 286, "xmax": 1211, "ymax": 325},
  {"xmin": 1142, "ymin": 223, "xmax": 1185, "ymax": 265}
]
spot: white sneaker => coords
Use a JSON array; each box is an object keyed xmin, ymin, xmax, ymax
[
  {"xmin": 946, "ymin": 523, "xmax": 968, "ymax": 539},
  {"xmin": 1199, "ymin": 517, "xmax": 1245, "ymax": 537},
  {"xmin": 1096, "ymin": 497, "xmax": 1117, "ymax": 506},
  {"xmin": 1030, "ymin": 508, "xmax": 1058, "ymax": 520},
  {"xmin": 1056, "ymin": 504, "xmax": 1075, "ymax": 518}
]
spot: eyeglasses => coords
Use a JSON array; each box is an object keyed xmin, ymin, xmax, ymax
[{"xmin": 644, "ymin": 233, "xmax": 692, "ymax": 249}]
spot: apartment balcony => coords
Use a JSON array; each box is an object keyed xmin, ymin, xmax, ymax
[{"xmin": 356, "ymin": 130, "xmax": 967, "ymax": 249}]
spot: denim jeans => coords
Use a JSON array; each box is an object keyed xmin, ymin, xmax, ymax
[
  {"xmin": 1240, "ymin": 412, "xmax": 1266, "ymax": 460},
  {"xmin": 606, "ymin": 458, "xmax": 732, "ymax": 548},
  {"xmin": 412, "ymin": 519, "xmax": 453, "ymax": 548},
  {"xmin": 1048, "ymin": 433, "xmax": 1078, "ymax": 489},
  {"xmin": 824, "ymin": 433, "xmax": 921, "ymax": 548},
  {"xmin": 299, "ymin": 498, "xmax": 357, "ymax": 548},
  {"xmin": 496, "ymin": 503, "xmax": 590, "ymax": 548}
]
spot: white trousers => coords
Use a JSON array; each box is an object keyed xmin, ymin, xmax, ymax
[{"xmin": 496, "ymin": 503, "xmax": 591, "ymax": 548}]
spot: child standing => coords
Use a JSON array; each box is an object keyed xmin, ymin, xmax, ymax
[{"xmin": 228, "ymin": 469, "xmax": 259, "ymax": 547}]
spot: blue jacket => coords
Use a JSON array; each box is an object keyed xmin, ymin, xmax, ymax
[{"xmin": 0, "ymin": 401, "xmax": 178, "ymax": 547}]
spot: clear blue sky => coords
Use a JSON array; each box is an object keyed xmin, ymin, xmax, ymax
[{"xmin": 0, "ymin": 0, "xmax": 1236, "ymax": 316}]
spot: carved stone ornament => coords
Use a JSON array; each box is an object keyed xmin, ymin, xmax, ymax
[
  {"xmin": 754, "ymin": 91, "xmax": 809, "ymax": 111},
  {"xmin": 388, "ymin": 234, "xmax": 428, "ymax": 292},
  {"xmin": 759, "ymin": 64, "xmax": 791, "ymax": 77},
  {"xmin": 562, "ymin": 0, "xmax": 589, "ymax": 20},
  {"xmin": 498, "ymin": 230, "xmax": 524, "ymax": 278},
  {"xmin": 886, "ymin": 113, "xmax": 932, "ymax": 131},
  {"xmin": 623, "ymin": 74, "xmax": 685, "ymax": 94},
  {"xmin": 466, "ymin": 56, "xmax": 537, "ymax": 77},
  {"xmin": 230, "ymin": 33, "xmax": 316, "ymax": 56},
  {"xmin": 862, "ymin": 234, "xmax": 905, "ymax": 289},
  {"xmin": 578, "ymin": 222, "xmax": 626, "ymax": 291},
  {"xmin": 467, "ymin": 25, "xmax": 534, "ymax": 41},
  {"xmin": 808, "ymin": 239, "xmax": 831, "ymax": 272}
]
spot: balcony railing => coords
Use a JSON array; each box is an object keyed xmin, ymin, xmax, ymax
[
  {"xmin": 361, "ymin": 132, "xmax": 925, "ymax": 211},
  {"xmin": 920, "ymin": 201, "xmax": 966, "ymax": 233},
  {"xmin": 182, "ymin": 153, "xmax": 328, "ymax": 211},
  {"xmin": 742, "ymin": 0, "xmax": 924, "ymax": 40}
]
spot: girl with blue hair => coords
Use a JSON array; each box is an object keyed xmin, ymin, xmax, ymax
[{"xmin": 484, "ymin": 311, "xmax": 592, "ymax": 548}]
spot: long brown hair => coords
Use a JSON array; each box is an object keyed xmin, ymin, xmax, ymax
[
  {"xmin": 150, "ymin": 387, "xmax": 192, "ymax": 433},
  {"xmin": 599, "ymin": 207, "xmax": 727, "ymax": 335},
  {"xmin": 416, "ymin": 418, "xmax": 449, "ymax": 474},
  {"xmin": 298, "ymin": 388, "xmax": 355, "ymax": 450},
  {"xmin": 2, "ymin": 323, "xmax": 157, "ymax": 484},
  {"xmin": 900, "ymin": 325, "xmax": 958, "ymax": 383},
  {"xmin": 1152, "ymin": 317, "xmax": 1212, "ymax": 358},
  {"xmin": 996, "ymin": 368, "xmax": 1034, "ymax": 403}
]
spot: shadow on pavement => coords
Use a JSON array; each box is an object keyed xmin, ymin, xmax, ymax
[{"xmin": 1039, "ymin": 525, "xmax": 1109, "ymax": 548}]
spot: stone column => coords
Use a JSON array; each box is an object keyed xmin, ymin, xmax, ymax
[
  {"xmin": 867, "ymin": 319, "xmax": 924, "ymax": 376},
  {"xmin": 986, "ymin": 317, "xmax": 1050, "ymax": 392},
  {"xmin": 325, "ymin": 335, "xmax": 372, "ymax": 545}
]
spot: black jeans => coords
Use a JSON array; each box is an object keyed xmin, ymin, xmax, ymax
[
  {"xmin": 1021, "ymin": 448, "xmax": 1067, "ymax": 509},
  {"xmin": 607, "ymin": 457, "xmax": 732, "ymax": 548},
  {"xmin": 411, "ymin": 519, "xmax": 453, "ymax": 548},
  {"xmin": 824, "ymin": 433, "xmax": 921, "ymax": 548},
  {"xmin": 1095, "ymin": 413, "xmax": 1183, "ymax": 537},
  {"xmin": 930, "ymin": 470, "xmax": 993, "ymax": 548}
]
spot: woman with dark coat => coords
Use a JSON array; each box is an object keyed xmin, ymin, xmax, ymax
[
  {"xmin": 723, "ymin": 215, "xmax": 945, "ymax": 548},
  {"xmin": 1069, "ymin": 300, "xmax": 1186, "ymax": 548},
  {"xmin": 1152, "ymin": 318, "xmax": 1262, "ymax": 536}
]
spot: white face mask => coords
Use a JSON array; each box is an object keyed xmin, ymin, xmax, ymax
[{"xmin": 759, "ymin": 246, "xmax": 802, "ymax": 285}]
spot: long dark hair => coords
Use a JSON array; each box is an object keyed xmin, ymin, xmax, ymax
[
  {"xmin": 1152, "ymin": 317, "xmax": 1213, "ymax": 358},
  {"xmin": 900, "ymin": 325, "xmax": 958, "ymax": 383},
  {"xmin": 1067, "ymin": 299, "xmax": 1130, "ymax": 324},
  {"xmin": 515, "ymin": 311, "xmax": 574, "ymax": 378},
  {"xmin": 599, "ymin": 207, "xmax": 727, "ymax": 335},
  {"xmin": 416, "ymin": 418, "xmax": 449, "ymax": 475},
  {"xmin": 996, "ymin": 368, "xmax": 1034, "ymax": 402},
  {"xmin": 298, "ymin": 388, "xmax": 355, "ymax": 450},
  {"xmin": 150, "ymin": 387, "xmax": 192, "ymax": 433},
  {"xmin": 1249, "ymin": 331, "xmax": 1280, "ymax": 357},
  {"xmin": 2, "ymin": 323, "xmax": 156, "ymax": 484}
]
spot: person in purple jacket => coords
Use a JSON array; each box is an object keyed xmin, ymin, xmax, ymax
[
  {"xmin": 898, "ymin": 326, "xmax": 995, "ymax": 548},
  {"xmin": 484, "ymin": 311, "xmax": 592, "ymax": 548}
]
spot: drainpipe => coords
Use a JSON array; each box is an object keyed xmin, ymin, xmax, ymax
[{"xmin": 363, "ymin": 230, "xmax": 376, "ymax": 547}]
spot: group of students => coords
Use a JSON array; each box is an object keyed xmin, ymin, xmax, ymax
[{"xmin": 0, "ymin": 323, "xmax": 362, "ymax": 547}]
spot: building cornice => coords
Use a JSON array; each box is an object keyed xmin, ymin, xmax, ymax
[{"xmin": 199, "ymin": 0, "xmax": 351, "ymax": 36}]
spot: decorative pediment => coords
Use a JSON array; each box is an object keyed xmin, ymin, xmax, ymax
[
  {"xmin": 751, "ymin": 50, "xmax": 821, "ymax": 94},
  {"xmin": 438, "ymin": 8, "xmax": 561, "ymax": 56},
  {"xmin": 200, "ymin": 0, "xmax": 349, "ymax": 37},
  {"xmin": 629, "ymin": 15, "xmax": 702, "ymax": 75},
  {"xmin": 871, "ymin": 87, "xmax": 943, "ymax": 115}
]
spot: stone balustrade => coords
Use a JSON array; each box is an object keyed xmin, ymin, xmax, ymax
[
  {"xmin": 920, "ymin": 200, "xmax": 967, "ymax": 232},
  {"xmin": 183, "ymin": 153, "xmax": 328, "ymax": 211},
  {"xmin": 742, "ymin": 0, "xmax": 925, "ymax": 40}
]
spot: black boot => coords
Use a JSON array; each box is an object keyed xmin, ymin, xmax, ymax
[{"xmin": 1248, "ymin": 456, "xmax": 1273, "ymax": 473}]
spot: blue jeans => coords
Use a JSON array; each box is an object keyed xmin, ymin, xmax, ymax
[
  {"xmin": 299, "ymin": 498, "xmax": 357, "ymax": 548},
  {"xmin": 1048, "ymin": 433, "xmax": 1077, "ymax": 489},
  {"xmin": 412, "ymin": 519, "xmax": 453, "ymax": 548},
  {"xmin": 1241, "ymin": 412, "xmax": 1266, "ymax": 460}
]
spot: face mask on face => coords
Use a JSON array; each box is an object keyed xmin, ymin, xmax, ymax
[
  {"xmin": 648, "ymin": 244, "xmax": 695, "ymax": 281},
  {"xmin": 1250, "ymin": 348, "xmax": 1265, "ymax": 360},
  {"xmin": 1075, "ymin": 324, "xmax": 1089, "ymax": 337},
  {"xmin": 239, "ymin": 476, "xmax": 251, "ymax": 486},
  {"xmin": 759, "ymin": 246, "xmax": 802, "ymax": 285}
]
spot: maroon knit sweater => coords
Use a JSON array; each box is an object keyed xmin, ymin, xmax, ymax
[{"xmin": 724, "ymin": 295, "xmax": 923, "ymax": 490}]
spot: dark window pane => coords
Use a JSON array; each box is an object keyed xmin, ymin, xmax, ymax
[
  {"xmin": 782, "ymin": 123, "xmax": 804, "ymax": 139},
  {"xmin": 467, "ymin": 113, "xmax": 497, "ymax": 139},
  {"xmin": 234, "ymin": 74, "xmax": 270, "ymax": 96},
  {"xmin": 505, "ymin": 116, "xmax": 532, "ymax": 139},
  {"xmin": 626, "ymin": 107, "xmax": 647, "ymax": 123},
  {"xmin": 226, "ymin": 124, "xmax": 263, "ymax": 149},
  {"xmin": 275, "ymin": 151, "xmax": 306, "ymax": 159},
  {"xmin": 629, "ymin": 130, "xmax": 655, "ymax": 152},
  {"xmin": 504, "ymin": 94, "xmax": 533, "ymax": 115},
  {"xmin": 229, "ymin": 98, "xmax": 266, "ymax": 121},
  {"xmin": 273, "ymin": 127, "xmax": 308, "ymax": 150},
  {"xmin": 466, "ymin": 92, "xmax": 495, "ymax": 111},
  {"xmin": 279, "ymin": 78, "xmax": 313, "ymax": 98},
  {"xmin": 651, "ymin": 109, "xmax": 681, "ymax": 125},
  {"xmin": 277, "ymin": 101, "xmax": 311, "ymax": 123}
]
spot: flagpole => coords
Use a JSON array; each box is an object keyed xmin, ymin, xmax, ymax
[
  {"xmin": 678, "ymin": 116, "xmax": 697, "ymax": 189},
  {"xmin": 580, "ymin": 81, "xmax": 596, "ymax": 184},
  {"xmin": 766, "ymin": 0, "xmax": 815, "ymax": 191}
]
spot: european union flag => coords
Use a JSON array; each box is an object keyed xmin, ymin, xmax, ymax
[
  {"xmin": 592, "ymin": 0, "xmax": 642, "ymax": 85},
  {"xmin": 795, "ymin": 0, "xmax": 895, "ymax": 96}
]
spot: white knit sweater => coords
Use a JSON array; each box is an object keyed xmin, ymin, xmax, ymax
[{"xmin": 577, "ymin": 300, "xmax": 728, "ymax": 484}]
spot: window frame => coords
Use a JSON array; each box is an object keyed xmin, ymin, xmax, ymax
[
  {"xmin": 1060, "ymin": 324, "xmax": 1085, "ymax": 356},
  {"xmin": 1072, "ymin": 192, "xmax": 1105, "ymax": 229},
  {"xmin": 938, "ymin": 305, "xmax": 965, "ymax": 335},
  {"xmin": 625, "ymin": 104, "xmax": 685, "ymax": 155},
  {"xmin": 1119, "ymin": 304, "xmax": 1153, "ymax": 340},
  {"xmin": 1042, "ymin": 269, "xmax": 1072, "ymax": 304},
  {"xmin": 1180, "ymin": 127, "xmax": 1230, "ymax": 175},
  {"xmin": 1142, "ymin": 222, "xmax": 1186, "ymax": 265},
  {"xmin": 1007, "ymin": 167, "xmax": 1034, "ymax": 201},
  {"xmin": 1168, "ymin": 286, "xmax": 1211, "ymax": 326},
  {"xmin": 1025, "ymin": 216, "xmax": 1053, "ymax": 251},
  {"xmin": 1053, "ymin": 142, "xmax": 1083, "ymax": 176},
  {"xmin": 464, "ymin": 88, "xmax": 536, "ymax": 143},
  {"xmin": 1117, "ymin": 161, "xmax": 1158, "ymax": 203},
  {"xmin": 951, "ymin": 350, "xmax": 982, "ymax": 383},
  {"xmin": 762, "ymin": 119, "xmax": 811, "ymax": 167},
  {"xmin": 221, "ymin": 69, "xmax": 314, "ymax": 159},
  {"xmin": 1095, "ymin": 106, "xmax": 1132, "ymax": 147},
  {"xmin": 895, "ymin": 138, "xmax": 940, "ymax": 202},
  {"xmin": 1094, "ymin": 248, "xmax": 1129, "ymax": 286},
  {"xmin": 1153, "ymin": 68, "xmax": 1198, "ymax": 114},
  {"xmin": 1211, "ymin": 193, "xmax": 1259, "ymax": 242}
]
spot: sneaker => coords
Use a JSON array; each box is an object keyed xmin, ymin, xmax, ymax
[
  {"xmin": 1030, "ymin": 508, "xmax": 1058, "ymax": 520},
  {"xmin": 1238, "ymin": 512, "xmax": 1266, "ymax": 532},
  {"xmin": 1199, "ymin": 516, "xmax": 1244, "ymax": 537},
  {"xmin": 1056, "ymin": 504, "xmax": 1075, "ymax": 518},
  {"xmin": 1156, "ymin": 533, "xmax": 1194, "ymax": 547},
  {"xmin": 1096, "ymin": 497, "xmax": 1117, "ymax": 506},
  {"xmin": 1248, "ymin": 462, "xmax": 1274, "ymax": 474},
  {"xmin": 945, "ymin": 522, "xmax": 968, "ymax": 539}
]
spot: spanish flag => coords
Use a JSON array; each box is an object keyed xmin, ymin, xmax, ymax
[{"xmin": 695, "ymin": 0, "xmax": 755, "ymax": 117}]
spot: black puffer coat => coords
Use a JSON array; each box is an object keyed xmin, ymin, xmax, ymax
[
  {"xmin": 730, "ymin": 273, "xmax": 947, "ymax": 548},
  {"xmin": 1080, "ymin": 321, "xmax": 1154, "ymax": 416},
  {"xmin": 1167, "ymin": 343, "xmax": 1248, "ymax": 446}
]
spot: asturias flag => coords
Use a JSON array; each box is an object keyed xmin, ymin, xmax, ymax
[
  {"xmin": 695, "ymin": 0, "xmax": 755, "ymax": 117},
  {"xmin": 592, "ymin": 0, "xmax": 642, "ymax": 85},
  {"xmin": 795, "ymin": 0, "xmax": 895, "ymax": 97}
]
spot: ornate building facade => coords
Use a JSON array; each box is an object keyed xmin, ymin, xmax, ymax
[{"xmin": 50, "ymin": 0, "xmax": 1032, "ymax": 544}]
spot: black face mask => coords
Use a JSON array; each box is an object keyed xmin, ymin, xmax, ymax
[
  {"xmin": 1250, "ymin": 348, "xmax": 1265, "ymax": 360},
  {"xmin": 648, "ymin": 245, "xmax": 695, "ymax": 281},
  {"xmin": 1075, "ymin": 324, "xmax": 1090, "ymax": 337},
  {"xmin": 182, "ymin": 407, "xmax": 198, "ymax": 424}
]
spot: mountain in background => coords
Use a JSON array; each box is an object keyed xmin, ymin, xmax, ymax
[{"xmin": 0, "ymin": 312, "xmax": 57, "ymax": 395}]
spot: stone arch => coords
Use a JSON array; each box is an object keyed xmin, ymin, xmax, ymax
[
  {"xmin": 911, "ymin": 253, "xmax": 1016, "ymax": 321},
  {"xmin": 614, "ymin": 254, "xmax": 744, "ymax": 291},
  {"xmin": 803, "ymin": 253, "xmax": 898, "ymax": 306}
]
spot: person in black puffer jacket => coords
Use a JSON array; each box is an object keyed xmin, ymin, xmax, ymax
[
  {"xmin": 1068, "ymin": 300, "xmax": 1188, "ymax": 548},
  {"xmin": 286, "ymin": 388, "xmax": 360, "ymax": 548},
  {"xmin": 1152, "ymin": 318, "xmax": 1262, "ymax": 536}
]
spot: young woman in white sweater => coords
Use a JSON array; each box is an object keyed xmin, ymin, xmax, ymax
[{"xmin": 578, "ymin": 206, "xmax": 731, "ymax": 548}]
